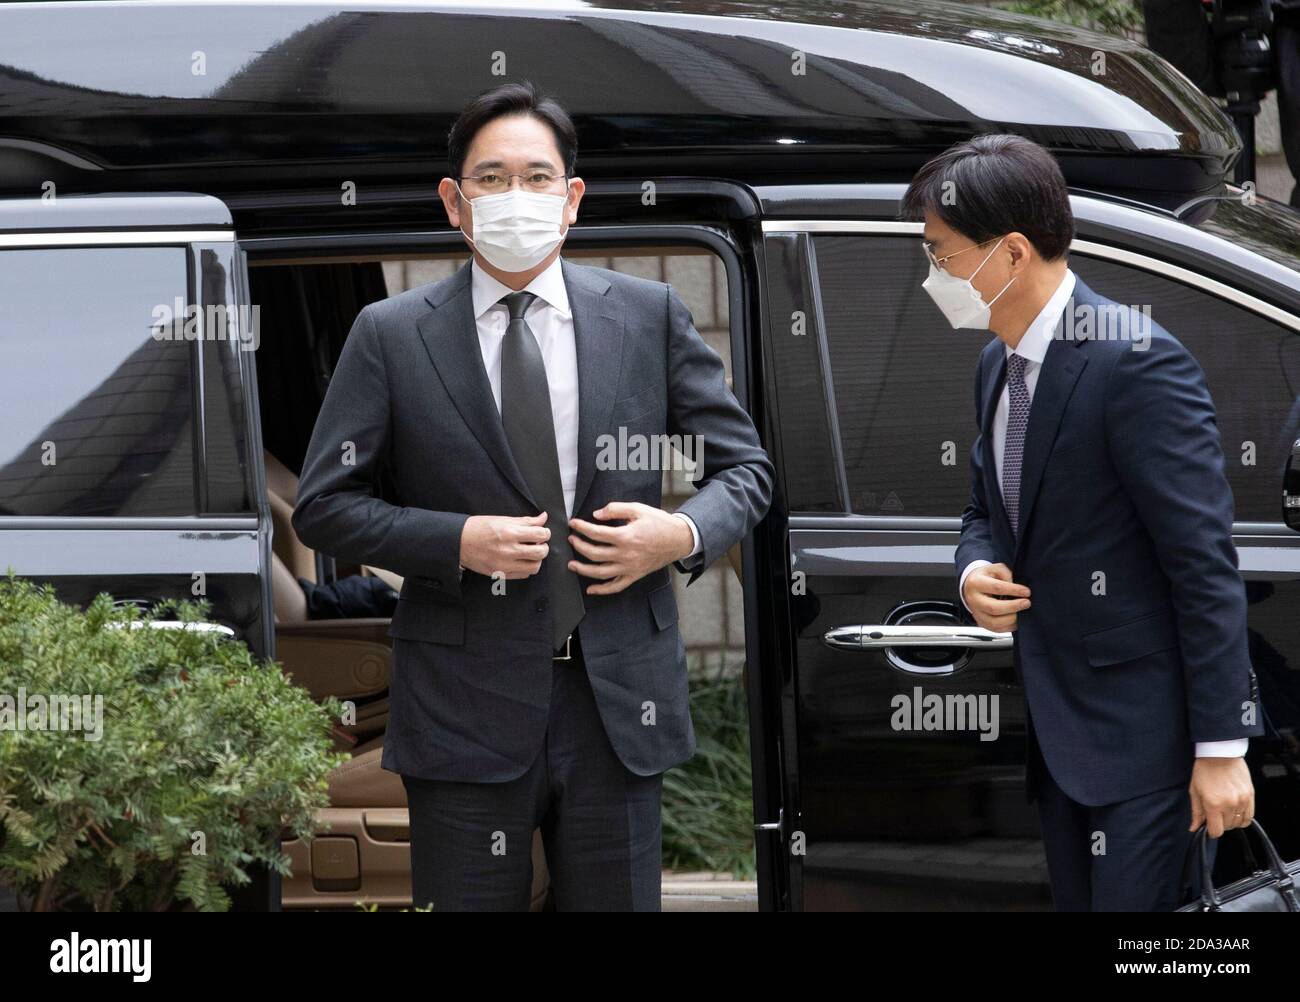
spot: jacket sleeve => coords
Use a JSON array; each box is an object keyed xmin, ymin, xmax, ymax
[
  {"xmin": 955, "ymin": 350, "xmax": 998, "ymax": 616},
  {"xmin": 292, "ymin": 305, "xmax": 469, "ymax": 599},
  {"xmin": 1103, "ymin": 332, "xmax": 1261, "ymax": 743},
  {"xmin": 664, "ymin": 283, "xmax": 775, "ymax": 586}
]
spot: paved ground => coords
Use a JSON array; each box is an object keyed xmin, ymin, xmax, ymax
[
  {"xmin": 661, "ymin": 871, "xmax": 758, "ymax": 912},
  {"xmin": 1257, "ymin": 153, "xmax": 1296, "ymax": 204}
]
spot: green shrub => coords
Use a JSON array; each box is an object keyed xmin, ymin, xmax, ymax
[
  {"xmin": 0, "ymin": 575, "xmax": 347, "ymax": 911},
  {"xmin": 662, "ymin": 669, "xmax": 756, "ymax": 879}
]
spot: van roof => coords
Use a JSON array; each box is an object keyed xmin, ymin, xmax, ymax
[{"xmin": 0, "ymin": 1, "xmax": 1239, "ymax": 209}]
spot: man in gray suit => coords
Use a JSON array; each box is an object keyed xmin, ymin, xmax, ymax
[{"xmin": 292, "ymin": 81, "xmax": 774, "ymax": 911}]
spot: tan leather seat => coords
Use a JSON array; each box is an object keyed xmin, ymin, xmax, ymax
[
  {"xmin": 327, "ymin": 737, "xmax": 405, "ymax": 807},
  {"xmin": 270, "ymin": 489, "xmax": 318, "ymax": 585},
  {"xmin": 272, "ymin": 552, "xmax": 391, "ymax": 746},
  {"xmin": 266, "ymin": 447, "xmax": 405, "ymax": 747},
  {"xmin": 265, "ymin": 450, "xmax": 403, "ymax": 591}
]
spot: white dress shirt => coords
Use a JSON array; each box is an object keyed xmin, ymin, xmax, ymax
[
  {"xmin": 957, "ymin": 269, "xmax": 1246, "ymax": 758},
  {"xmin": 457, "ymin": 256, "xmax": 701, "ymax": 571}
]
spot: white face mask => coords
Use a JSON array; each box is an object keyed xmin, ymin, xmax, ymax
[
  {"xmin": 921, "ymin": 236, "xmax": 1016, "ymax": 330},
  {"xmin": 456, "ymin": 182, "xmax": 569, "ymax": 273}
]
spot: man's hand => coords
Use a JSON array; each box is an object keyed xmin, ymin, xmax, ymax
[
  {"xmin": 963, "ymin": 562, "xmax": 1031, "ymax": 632},
  {"xmin": 1190, "ymin": 757, "xmax": 1255, "ymax": 838},
  {"xmin": 459, "ymin": 512, "xmax": 551, "ymax": 579},
  {"xmin": 567, "ymin": 501, "xmax": 695, "ymax": 595}
]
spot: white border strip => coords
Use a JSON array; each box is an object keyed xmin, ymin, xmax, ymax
[
  {"xmin": 760, "ymin": 219, "xmax": 1300, "ymax": 332},
  {"xmin": 0, "ymin": 230, "xmax": 234, "ymax": 248}
]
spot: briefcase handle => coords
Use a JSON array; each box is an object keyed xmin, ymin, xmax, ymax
[{"xmin": 1184, "ymin": 819, "xmax": 1300, "ymax": 911}]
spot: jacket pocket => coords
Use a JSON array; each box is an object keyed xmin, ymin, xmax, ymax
[
  {"xmin": 647, "ymin": 581, "xmax": 678, "ymax": 632},
  {"xmin": 387, "ymin": 597, "xmax": 465, "ymax": 645},
  {"xmin": 1082, "ymin": 609, "xmax": 1178, "ymax": 667}
]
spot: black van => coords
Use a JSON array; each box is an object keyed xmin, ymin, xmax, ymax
[{"xmin": 2, "ymin": 0, "xmax": 1299, "ymax": 911}]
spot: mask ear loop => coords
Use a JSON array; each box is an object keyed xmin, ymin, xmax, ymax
[
  {"xmin": 452, "ymin": 179, "xmax": 479, "ymax": 252},
  {"xmin": 969, "ymin": 236, "xmax": 1005, "ymax": 277},
  {"xmin": 987, "ymin": 274, "xmax": 1017, "ymax": 306},
  {"xmin": 971, "ymin": 236, "xmax": 1016, "ymax": 306}
]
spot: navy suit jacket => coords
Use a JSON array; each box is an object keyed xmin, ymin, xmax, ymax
[{"xmin": 955, "ymin": 276, "xmax": 1262, "ymax": 806}]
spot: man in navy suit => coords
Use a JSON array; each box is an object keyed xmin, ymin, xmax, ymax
[{"xmin": 903, "ymin": 135, "xmax": 1262, "ymax": 910}]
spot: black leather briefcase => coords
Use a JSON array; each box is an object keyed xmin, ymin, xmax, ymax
[{"xmin": 1178, "ymin": 819, "xmax": 1300, "ymax": 912}]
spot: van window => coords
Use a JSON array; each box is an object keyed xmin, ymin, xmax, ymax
[
  {"xmin": 763, "ymin": 233, "xmax": 847, "ymax": 513},
  {"xmin": 1069, "ymin": 255, "xmax": 1300, "ymax": 524},
  {"xmin": 199, "ymin": 248, "xmax": 255, "ymax": 515},
  {"xmin": 813, "ymin": 234, "xmax": 981, "ymax": 517},
  {"xmin": 812, "ymin": 235, "xmax": 1300, "ymax": 523},
  {"xmin": 0, "ymin": 246, "xmax": 197, "ymax": 516}
]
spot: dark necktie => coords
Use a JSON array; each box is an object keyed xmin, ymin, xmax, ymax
[
  {"xmin": 1001, "ymin": 352, "xmax": 1031, "ymax": 535},
  {"xmin": 498, "ymin": 291, "xmax": 585, "ymax": 650}
]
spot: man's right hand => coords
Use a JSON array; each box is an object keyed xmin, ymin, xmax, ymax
[
  {"xmin": 963, "ymin": 562, "xmax": 1031, "ymax": 632},
  {"xmin": 459, "ymin": 511, "xmax": 551, "ymax": 579}
]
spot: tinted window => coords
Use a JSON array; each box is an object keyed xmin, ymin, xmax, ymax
[
  {"xmin": 814, "ymin": 235, "xmax": 981, "ymax": 517},
  {"xmin": 0, "ymin": 247, "xmax": 196, "ymax": 516},
  {"xmin": 200, "ymin": 247, "xmax": 254, "ymax": 514},
  {"xmin": 1070, "ymin": 256, "xmax": 1300, "ymax": 523},
  {"xmin": 813, "ymin": 235, "xmax": 1300, "ymax": 522},
  {"xmin": 766, "ymin": 234, "xmax": 843, "ymax": 512}
]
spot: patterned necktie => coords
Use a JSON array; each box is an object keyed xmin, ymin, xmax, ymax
[
  {"xmin": 498, "ymin": 291, "xmax": 585, "ymax": 650},
  {"xmin": 1001, "ymin": 352, "xmax": 1031, "ymax": 536}
]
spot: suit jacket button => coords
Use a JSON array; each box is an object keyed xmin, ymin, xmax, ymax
[{"xmin": 536, "ymin": 597, "xmax": 549, "ymax": 611}]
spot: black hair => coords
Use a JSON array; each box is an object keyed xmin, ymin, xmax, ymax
[
  {"xmin": 447, "ymin": 81, "xmax": 577, "ymax": 180},
  {"xmin": 901, "ymin": 134, "xmax": 1074, "ymax": 261}
]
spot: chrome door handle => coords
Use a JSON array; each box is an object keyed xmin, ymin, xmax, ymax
[{"xmin": 823, "ymin": 624, "xmax": 1012, "ymax": 650}]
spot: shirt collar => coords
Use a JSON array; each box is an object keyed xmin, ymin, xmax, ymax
[
  {"xmin": 1005, "ymin": 268, "xmax": 1076, "ymax": 366},
  {"xmin": 470, "ymin": 255, "xmax": 571, "ymax": 321}
]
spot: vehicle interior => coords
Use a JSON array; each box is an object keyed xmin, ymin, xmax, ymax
[{"xmin": 250, "ymin": 244, "xmax": 741, "ymax": 910}]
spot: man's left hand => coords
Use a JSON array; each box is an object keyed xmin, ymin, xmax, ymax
[
  {"xmin": 1189, "ymin": 757, "xmax": 1255, "ymax": 838},
  {"xmin": 567, "ymin": 501, "xmax": 695, "ymax": 595}
]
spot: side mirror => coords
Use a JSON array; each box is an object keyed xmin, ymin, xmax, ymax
[{"xmin": 1286, "ymin": 437, "xmax": 1300, "ymax": 531}]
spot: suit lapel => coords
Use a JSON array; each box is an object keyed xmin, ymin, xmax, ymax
[
  {"xmin": 415, "ymin": 261, "xmax": 538, "ymax": 507},
  {"xmin": 563, "ymin": 258, "xmax": 626, "ymax": 516},
  {"xmin": 412, "ymin": 258, "xmax": 626, "ymax": 516},
  {"xmin": 1011, "ymin": 292, "xmax": 1088, "ymax": 563}
]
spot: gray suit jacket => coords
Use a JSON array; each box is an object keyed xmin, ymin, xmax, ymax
[{"xmin": 292, "ymin": 257, "xmax": 774, "ymax": 781}]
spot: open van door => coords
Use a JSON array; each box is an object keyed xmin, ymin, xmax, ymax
[
  {"xmin": 0, "ymin": 192, "xmax": 276, "ymax": 909},
  {"xmin": 754, "ymin": 208, "xmax": 1037, "ymax": 911}
]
